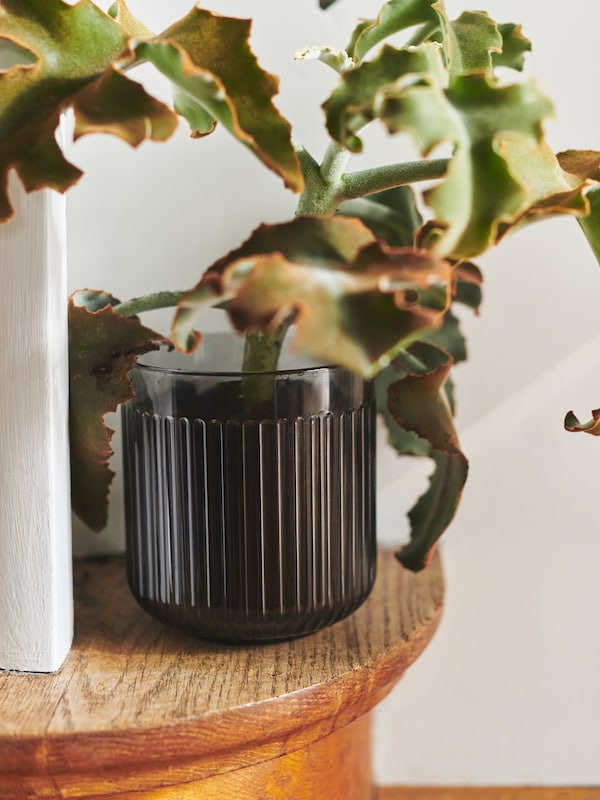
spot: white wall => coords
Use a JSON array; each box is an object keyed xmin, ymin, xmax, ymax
[{"xmin": 66, "ymin": 0, "xmax": 600, "ymax": 784}]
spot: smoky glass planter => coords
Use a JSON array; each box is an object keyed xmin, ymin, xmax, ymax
[{"xmin": 121, "ymin": 336, "xmax": 376, "ymax": 642}]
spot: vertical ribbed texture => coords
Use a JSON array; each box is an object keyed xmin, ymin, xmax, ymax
[{"xmin": 122, "ymin": 403, "xmax": 376, "ymax": 641}]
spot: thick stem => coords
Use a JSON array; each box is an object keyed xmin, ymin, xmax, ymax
[
  {"xmin": 296, "ymin": 140, "xmax": 351, "ymax": 215},
  {"xmin": 405, "ymin": 19, "xmax": 440, "ymax": 47},
  {"xmin": 242, "ymin": 326, "xmax": 290, "ymax": 373},
  {"xmin": 241, "ymin": 324, "xmax": 292, "ymax": 412},
  {"xmin": 340, "ymin": 158, "xmax": 449, "ymax": 201}
]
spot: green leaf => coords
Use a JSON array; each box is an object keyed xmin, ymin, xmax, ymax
[
  {"xmin": 138, "ymin": 8, "xmax": 303, "ymax": 192},
  {"xmin": 444, "ymin": 11, "xmax": 502, "ymax": 78},
  {"xmin": 326, "ymin": 14, "xmax": 587, "ymax": 259},
  {"xmin": 346, "ymin": 0, "xmax": 443, "ymax": 63},
  {"xmin": 68, "ymin": 291, "xmax": 167, "ymax": 531},
  {"xmin": 578, "ymin": 186, "xmax": 600, "ymax": 265},
  {"xmin": 108, "ymin": 0, "xmax": 154, "ymax": 39},
  {"xmin": 73, "ymin": 67, "xmax": 177, "ymax": 145},
  {"xmin": 337, "ymin": 186, "xmax": 423, "ymax": 247},
  {"xmin": 492, "ymin": 23, "xmax": 531, "ymax": 72},
  {"xmin": 324, "ymin": 43, "xmax": 446, "ymax": 153},
  {"xmin": 375, "ymin": 341, "xmax": 467, "ymax": 570},
  {"xmin": 172, "ymin": 216, "xmax": 453, "ymax": 376},
  {"xmin": 0, "ymin": 0, "xmax": 177, "ymax": 220},
  {"xmin": 420, "ymin": 76, "xmax": 558, "ymax": 257}
]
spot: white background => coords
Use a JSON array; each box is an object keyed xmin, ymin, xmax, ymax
[{"xmin": 66, "ymin": 0, "xmax": 600, "ymax": 786}]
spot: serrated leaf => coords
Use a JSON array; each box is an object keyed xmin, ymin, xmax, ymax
[
  {"xmin": 173, "ymin": 216, "xmax": 452, "ymax": 376},
  {"xmin": 444, "ymin": 11, "xmax": 502, "ymax": 77},
  {"xmin": 109, "ymin": 0, "xmax": 154, "ymax": 39},
  {"xmin": 420, "ymin": 75, "xmax": 557, "ymax": 257},
  {"xmin": 492, "ymin": 139, "xmax": 593, "ymax": 242},
  {"xmin": 73, "ymin": 67, "xmax": 177, "ymax": 144},
  {"xmin": 138, "ymin": 8, "xmax": 303, "ymax": 192},
  {"xmin": 0, "ymin": 0, "xmax": 177, "ymax": 220},
  {"xmin": 493, "ymin": 23, "xmax": 531, "ymax": 72},
  {"xmin": 375, "ymin": 341, "xmax": 467, "ymax": 570},
  {"xmin": 68, "ymin": 291, "xmax": 167, "ymax": 531},
  {"xmin": 324, "ymin": 42, "xmax": 446, "ymax": 153}
]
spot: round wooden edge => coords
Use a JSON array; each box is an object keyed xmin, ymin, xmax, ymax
[{"xmin": 1, "ymin": 550, "xmax": 444, "ymax": 796}]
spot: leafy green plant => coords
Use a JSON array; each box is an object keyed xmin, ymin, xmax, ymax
[{"xmin": 1, "ymin": 0, "xmax": 599, "ymax": 569}]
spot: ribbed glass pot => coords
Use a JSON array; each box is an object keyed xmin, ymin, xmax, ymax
[{"xmin": 121, "ymin": 335, "xmax": 376, "ymax": 642}]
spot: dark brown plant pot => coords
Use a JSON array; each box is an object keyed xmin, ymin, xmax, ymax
[{"xmin": 121, "ymin": 335, "xmax": 376, "ymax": 642}]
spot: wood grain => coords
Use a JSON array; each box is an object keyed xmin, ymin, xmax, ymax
[
  {"xmin": 378, "ymin": 790, "xmax": 600, "ymax": 800},
  {"xmin": 0, "ymin": 548, "xmax": 443, "ymax": 798}
]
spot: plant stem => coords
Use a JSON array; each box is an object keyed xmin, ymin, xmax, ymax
[
  {"xmin": 112, "ymin": 290, "xmax": 185, "ymax": 318},
  {"xmin": 405, "ymin": 19, "xmax": 440, "ymax": 47},
  {"xmin": 340, "ymin": 158, "xmax": 449, "ymax": 201},
  {"xmin": 296, "ymin": 140, "xmax": 351, "ymax": 215},
  {"xmin": 241, "ymin": 324, "xmax": 292, "ymax": 412},
  {"xmin": 242, "ymin": 326, "xmax": 290, "ymax": 373},
  {"xmin": 297, "ymin": 142, "xmax": 449, "ymax": 215}
]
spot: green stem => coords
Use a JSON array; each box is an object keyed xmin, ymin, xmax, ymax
[
  {"xmin": 405, "ymin": 19, "xmax": 440, "ymax": 48},
  {"xmin": 320, "ymin": 140, "xmax": 351, "ymax": 183},
  {"xmin": 242, "ymin": 326, "xmax": 291, "ymax": 373},
  {"xmin": 296, "ymin": 140, "xmax": 351, "ymax": 215},
  {"xmin": 340, "ymin": 158, "xmax": 449, "ymax": 201},
  {"xmin": 241, "ymin": 324, "xmax": 292, "ymax": 411},
  {"xmin": 112, "ymin": 290, "xmax": 185, "ymax": 318}
]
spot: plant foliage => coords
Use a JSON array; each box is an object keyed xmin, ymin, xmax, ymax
[{"xmin": 2, "ymin": 0, "xmax": 600, "ymax": 569}]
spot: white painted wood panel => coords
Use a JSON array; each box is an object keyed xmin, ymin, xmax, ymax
[{"xmin": 0, "ymin": 176, "xmax": 73, "ymax": 673}]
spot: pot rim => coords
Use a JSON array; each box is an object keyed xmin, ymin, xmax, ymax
[{"xmin": 136, "ymin": 347, "xmax": 339, "ymax": 379}]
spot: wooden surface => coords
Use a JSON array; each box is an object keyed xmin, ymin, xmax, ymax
[
  {"xmin": 378, "ymin": 790, "xmax": 600, "ymax": 799},
  {"xmin": 0, "ymin": 548, "xmax": 444, "ymax": 798}
]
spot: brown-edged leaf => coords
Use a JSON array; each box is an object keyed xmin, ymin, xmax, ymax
[
  {"xmin": 565, "ymin": 408, "xmax": 600, "ymax": 436},
  {"xmin": 376, "ymin": 341, "xmax": 467, "ymax": 570},
  {"xmin": 68, "ymin": 290, "xmax": 167, "ymax": 531},
  {"xmin": 138, "ymin": 7, "xmax": 303, "ymax": 191},
  {"xmin": 172, "ymin": 216, "xmax": 453, "ymax": 376},
  {"xmin": 0, "ymin": 0, "xmax": 177, "ymax": 220}
]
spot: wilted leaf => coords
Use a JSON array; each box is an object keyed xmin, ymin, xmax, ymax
[
  {"xmin": 375, "ymin": 341, "xmax": 467, "ymax": 570},
  {"xmin": 0, "ymin": 0, "xmax": 177, "ymax": 220},
  {"xmin": 295, "ymin": 45, "xmax": 355, "ymax": 74},
  {"xmin": 558, "ymin": 150, "xmax": 600, "ymax": 182},
  {"xmin": 173, "ymin": 216, "xmax": 453, "ymax": 376},
  {"xmin": 68, "ymin": 290, "xmax": 167, "ymax": 530},
  {"xmin": 139, "ymin": 8, "xmax": 303, "ymax": 191},
  {"xmin": 565, "ymin": 408, "xmax": 600, "ymax": 436}
]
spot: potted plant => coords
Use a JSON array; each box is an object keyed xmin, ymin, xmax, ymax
[{"xmin": 1, "ymin": 0, "xmax": 599, "ymax": 640}]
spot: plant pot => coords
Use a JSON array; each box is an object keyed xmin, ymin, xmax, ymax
[{"xmin": 121, "ymin": 334, "xmax": 376, "ymax": 642}]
